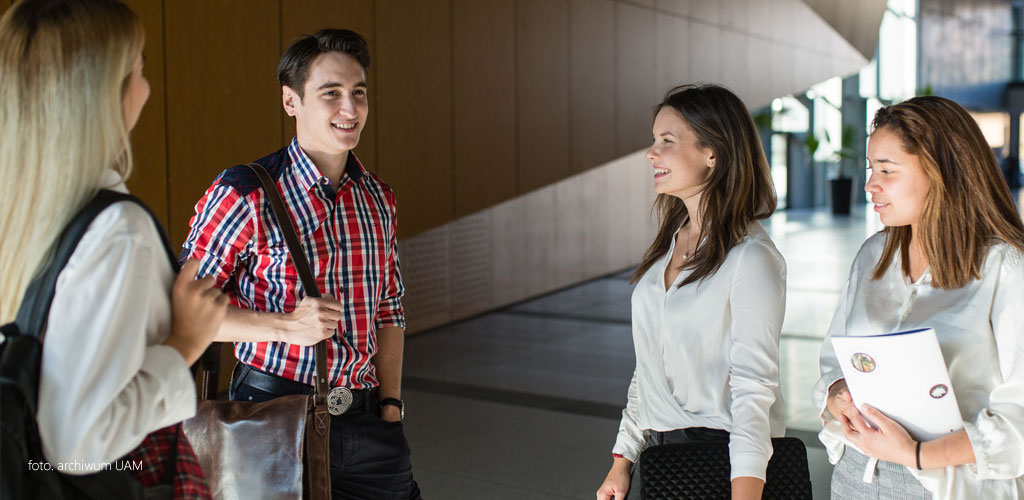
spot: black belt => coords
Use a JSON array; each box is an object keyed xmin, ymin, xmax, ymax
[
  {"xmin": 233, "ymin": 364, "xmax": 379, "ymax": 415},
  {"xmin": 650, "ymin": 427, "xmax": 729, "ymax": 446}
]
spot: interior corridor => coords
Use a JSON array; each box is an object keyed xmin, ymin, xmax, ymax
[{"xmin": 397, "ymin": 204, "xmax": 893, "ymax": 499}]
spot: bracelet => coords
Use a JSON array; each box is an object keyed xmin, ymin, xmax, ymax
[{"xmin": 915, "ymin": 441, "xmax": 922, "ymax": 470}]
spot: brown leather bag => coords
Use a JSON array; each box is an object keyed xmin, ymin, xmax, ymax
[{"xmin": 182, "ymin": 163, "xmax": 332, "ymax": 500}]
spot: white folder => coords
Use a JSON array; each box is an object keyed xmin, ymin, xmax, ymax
[{"xmin": 830, "ymin": 327, "xmax": 963, "ymax": 442}]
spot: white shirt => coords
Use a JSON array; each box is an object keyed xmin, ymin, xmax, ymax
[
  {"xmin": 613, "ymin": 222, "xmax": 787, "ymax": 481},
  {"xmin": 814, "ymin": 232, "xmax": 1024, "ymax": 499},
  {"xmin": 36, "ymin": 171, "xmax": 196, "ymax": 473}
]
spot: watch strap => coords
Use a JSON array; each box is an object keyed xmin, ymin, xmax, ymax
[
  {"xmin": 380, "ymin": 397, "xmax": 403, "ymax": 409},
  {"xmin": 380, "ymin": 397, "xmax": 404, "ymax": 420}
]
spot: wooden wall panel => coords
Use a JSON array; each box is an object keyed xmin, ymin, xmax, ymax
[
  {"xmin": 615, "ymin": 2, "xmax": 656, "ymax": 156},
  {"xmin": 452, "ymin": 0, "xmax": 516, "ymax": 217},
  {"xmin": 3, "ymin": 0, "xmax": 845, "ymax": 244},
  {"xmin": 516, "ymin": 0, "xmax": 570, "ymax": 193},
  {"xmin": 376, "ymin": 0, "xmax": 453, "ymax": 237},
  {"xmin": 123, "ymin": 0, "xmax": 169, "ymax": 230},
  {"xmin": 569, "ymin": 0, "xmax": 615, "ymax": 174},
  {"xmin": 282, "ymin": 0, "xmax": 378, "ymax": 172},
  {"xmin": 164, "ymin": 1, "xmax": 281, "ymax": 248}
]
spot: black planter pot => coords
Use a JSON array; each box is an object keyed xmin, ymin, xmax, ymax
[{"xmin": 830, "ymin": 177, "xmax": 853, "ymax": 215}]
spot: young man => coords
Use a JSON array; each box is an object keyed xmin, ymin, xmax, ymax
[{"xmin": 181, "ymin": 29, "xmax": 421, "ymax": 500}]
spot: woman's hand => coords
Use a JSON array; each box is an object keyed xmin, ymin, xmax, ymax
[
  {"xmin": 165, "ymin": 259, "xmax": 228, "ymax": 365},
  {"xmin": 841, "ymin": 403, "xmax": 917, "ymax": 467},
  {"xmin": 596, "ymin": 457, "xmax": 632, "ymax": 500}
]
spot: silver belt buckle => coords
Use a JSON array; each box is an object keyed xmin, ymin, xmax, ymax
[{"xmin": 326, "ymin": 387, "xmax": 353, "ymax": 416}]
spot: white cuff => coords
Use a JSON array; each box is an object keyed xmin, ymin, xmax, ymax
[
  {"xmin": 144, "ymin": 345, "xmax": 197, "ymax": 423},
  {"xmin": 611, "ymin": 437, "xmax": 644, "ymax": 463},
  {"xmin": 729, "ymin": 450, "xmax": 769, "ymax": 481}
]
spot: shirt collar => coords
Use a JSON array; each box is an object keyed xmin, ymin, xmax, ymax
[{"xmin": 287, "ymin": 137, "xmax": 366, "ymax": 193}]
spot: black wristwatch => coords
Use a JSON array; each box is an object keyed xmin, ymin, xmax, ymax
[{"xmin": 380, "ymin": 398, "xmax": 404, "ymax": 420}]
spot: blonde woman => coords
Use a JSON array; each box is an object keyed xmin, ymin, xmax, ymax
[
  {"xmin": 815, "ymin": 96, "xmax": 1024, "ymax": 499},
  {"xmin": 0, "ymin": 0, "xmax": 223, "ymax": 496}
]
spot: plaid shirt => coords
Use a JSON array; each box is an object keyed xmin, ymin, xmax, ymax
[
  {"xmin": 123, "ymin": 423, "xmax": 210, "ymax": 499},
  {"xmin": 181, "ymin": 138, "xmax": 405, "ymax": 389}
]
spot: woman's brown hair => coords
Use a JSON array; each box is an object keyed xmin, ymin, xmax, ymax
[
  {"xmin": 631, "ymin": 84, "xmax": 776, "ymax": 287},
  {"xmin": 870, "ymin": 96, "xmax": 1024, "ymax": 288}
]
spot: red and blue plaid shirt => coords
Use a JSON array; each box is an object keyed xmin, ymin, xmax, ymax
[
  {"xmin": 124, "ymin": 423, "xmax": 210, "ymax": 499},
  {"xmin": 181, "ymin": 138, "xmax": 405, "ymax": 389}
]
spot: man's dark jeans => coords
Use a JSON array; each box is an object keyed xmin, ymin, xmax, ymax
[{"xmin": 230, "ymin": 368, "xmax": 423, "ymax": 500}]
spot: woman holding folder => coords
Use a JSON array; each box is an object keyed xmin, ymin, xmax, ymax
[
  {"xmin": 814, "ymin": 96, "xmax": 1024, "ymax": 499},
  {"xmin": 596, "ymin": 84, "xmax": 786, "ymax": 500}
]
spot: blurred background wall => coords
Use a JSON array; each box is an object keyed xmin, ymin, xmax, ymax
[{"xmin": 0, "ymin": 0, "xmax": 889, "ymax": 333}]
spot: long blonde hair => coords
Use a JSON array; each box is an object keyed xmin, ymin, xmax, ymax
[{"xmin": 0, "ymin": 0, "xmax": 144, "ymax": 321}]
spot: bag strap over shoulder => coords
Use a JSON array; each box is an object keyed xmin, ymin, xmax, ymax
[
  {"xmin": 14, "ymin": 190, "xmax": 174, "ymax": 339},
  {"xmin": 245, "ymin": 163, "xmax": 331, "ymax": 402}
]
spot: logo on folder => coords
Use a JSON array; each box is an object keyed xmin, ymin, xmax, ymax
[{"xmin": 850, "ymin": 353, "xmax": 876, "ymax": 373}]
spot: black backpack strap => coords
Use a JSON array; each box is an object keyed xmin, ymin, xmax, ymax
[{"xmin": 13, "ymin": 189, "xmax": 177, "ymax": 339}]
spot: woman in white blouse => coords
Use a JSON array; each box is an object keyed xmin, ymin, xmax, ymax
[
  {"xmin": 0, "ymin": 0, "xmax": 225, "ymax": 491},
  {"xmin": 596, "ymin": 84, "xmax": 786, "ymax": 500},
  {"xmin": 814, "ymin": 96, "xmax": 1024, "ymax": 499}
]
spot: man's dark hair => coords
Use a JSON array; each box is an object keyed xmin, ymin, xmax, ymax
[{"xmin": 277, "ymin": 29, "xmax": 370, "ymax": 99}]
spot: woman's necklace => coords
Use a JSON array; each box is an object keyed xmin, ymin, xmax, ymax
[{"xmin": 681, "ymin": 224, "xmax": 694, "ymax": 260}]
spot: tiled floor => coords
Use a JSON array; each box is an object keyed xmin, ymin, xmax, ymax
[{"xmin": 399, "ymin": 195, "xmax": 1021, "ymax": 499}]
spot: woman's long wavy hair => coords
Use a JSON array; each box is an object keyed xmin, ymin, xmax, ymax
[
  {"xmin": 631, "ymin": 84, "xmax": 776, "ymax": 287},
  {"xmin": 870, "ymin": 96, "xmax": 1024, "ymax": 289},
  {"xmin": 0, "ymin": 0, "xmax": 144, "ymax": 321}
]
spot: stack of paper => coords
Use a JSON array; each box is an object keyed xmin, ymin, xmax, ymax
[{"xmin": 830, "ymin": 328, "xmax": 963, "ymax": 441}]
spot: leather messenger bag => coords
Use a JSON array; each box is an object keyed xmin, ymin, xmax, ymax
[{"xmin": 182, "ymin": 163, "xmax": 333, "ymax": 500}]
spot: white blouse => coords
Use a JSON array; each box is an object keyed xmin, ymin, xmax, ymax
[
  {"xmin": 36, "ymin": 171, "xmax": 196, "ymax": 473},
  {"xmin": 814, "ymin": 232, "xmax": 1024, "ymax": 499},
  {"xmin": 613, "ymin": 222, "xmax": 787, "ymax": 481}
]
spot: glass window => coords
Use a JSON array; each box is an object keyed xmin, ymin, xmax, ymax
[
  {"xmin": 970, "ymin": 112, "xmax": 1009, "ymax": 149},
  {"xmin": 811, "ymin": 78, "xmax": 843, "ymax": 162},
  {"xmin": 771, "ymin": 133, "xmax": 788, "ymax": 209},
  {"xmin": 772, "ymin": 96, "xmax": 809, "ymax": 133},
  {"xmin": 878, "ymin": 6, "xmax": 917, "ymax": 101},
  {"xmin": 860, "ymin": 57, "xmax": 877, "ymax": 98}
]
